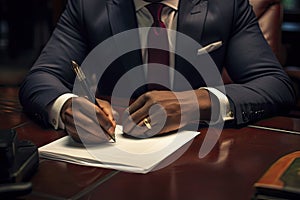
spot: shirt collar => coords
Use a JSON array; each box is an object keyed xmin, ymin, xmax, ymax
[{"xmin": 133, "ymin": 0, "xmax": 179, "ymax": 11}]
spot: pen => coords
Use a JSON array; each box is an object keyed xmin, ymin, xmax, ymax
[{"xmin": 71, "ymin": 60, "xmax": 116, "ymax": 142}]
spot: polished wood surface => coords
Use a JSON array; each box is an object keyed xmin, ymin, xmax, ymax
[
  {"xmin": 0, "ymin": 87, "xmax": 27, "ymax": 129},
  {"xmin": 1, "ymin": 86, "xmax": 300, "ymax": 200},
  {"xmin": 81, "ymin": 127, "xmax": 300, "ymax": 200},
  {"xmin": 253, "ymin": 116, "xmax": 300, "ymax": 133}
]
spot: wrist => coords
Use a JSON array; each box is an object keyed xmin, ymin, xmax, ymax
[
  {"xmin": 195, "ymin": 89, "xmax": 219, "ymax": 122},
  {"xmin": 47, "ymin": 93, "xmax": 77, "ymax": 129},
  {"xmin": 60, "ymin": 97, "xmax": 73, "ymax": 124}
]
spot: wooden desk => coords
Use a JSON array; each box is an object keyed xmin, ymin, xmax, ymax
[{"xmin": 1, "ymin": 86, "xmax": 300, "ymax": 200}]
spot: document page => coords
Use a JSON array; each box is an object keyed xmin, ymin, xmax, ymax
[{"xmin": 39, "ymin": 125, "xmax": 200, "ymax": 173}]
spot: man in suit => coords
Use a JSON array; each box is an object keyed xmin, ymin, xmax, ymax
[{"xmin": 19, "ymin": 0, "xmax": 295, "ymax": 143}]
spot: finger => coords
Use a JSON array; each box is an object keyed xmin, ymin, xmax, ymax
[
  {"xmin": 122, "ymin": 102, "xmax": 154, "ymax": 135},
  {"xmin": 65, "ymin": 124, "xmax": 81, "ymax": 143},
  {"xmin": 123, "ymin": 116, "xmax": 151, "ymax": 138},
  {"xmin": 122, "ymin": 94, "xmax": 161, "ymax": 135},
  {"xmin": 74, "ymin": 97, "xmax": 115, "ymax": 135},
  {"xmin": 129, "ymin": 100, "xmax": 151, "ymax": 124},
  {"xmin": 64, "ymin": 116, "xmax": 107, "ymax": 144},
  {"xmin": 95, "ymin": 106, "xmax": 116, "ymax": 135},
  {"xmin": 96, "ymin": 99, "xmax": 115, "ymax": 121},
  {"xmin": 65, "ymin": 97, "xmax": 113, "ymax": 143},
  {"xmin": 67, "ymin": 125, "xmax": 107, "ymax": 144},
  {"xmin": 124, "ymin": 92, "xmax": 156, "ymax": 132},
  {"xmin": 123, "ymin": 115, "xmax": 164, "ymax": 139},
  {"xmin": 128, "ymin": 93, "xmax": 147, "ymax": 114},
  {"xmin": 95, "ymin": 99, "xmax": 117, "ymax": 134},
  {"xmin": 66, "ymin": 109, "xmax": 110, "ymax": 143},
  {"xmin": 122, "ymin": 108, "xmax": 140, "ymax": 134},
  {"xmin": 122, "ymin": 102, "xmax": 150, "ymax": 133},
  {"xmin": 75, "ymin": 123, "xmax": 110, "ymax": 143},
  {"xmin": 142, "ymin": 105, "xmax": 168, "ymax": 137},
  {"xmin": 112, "ymin": 108, "xmax": 120, "ymax": 122},
  {"xmin": 123, "ymin": 104, "xmax": 167, "ymax": 138}
]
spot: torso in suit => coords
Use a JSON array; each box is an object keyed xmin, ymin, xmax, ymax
[{"xmin": 19, "ymin": 0, "xmax": 295, "ymax": 127}]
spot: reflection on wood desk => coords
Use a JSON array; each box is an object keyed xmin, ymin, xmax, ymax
[{"xmin": 1, "ymin": 86, "xmax": 300, "ymax": 200}]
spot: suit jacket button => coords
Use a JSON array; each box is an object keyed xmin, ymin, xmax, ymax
[
  {"xmin": 242, "ymin": 112, "xmax": 248, "ymax": 122},
  {"xmin": 227, "ymin": 111, "xmax": 234, "ymax": 118}
]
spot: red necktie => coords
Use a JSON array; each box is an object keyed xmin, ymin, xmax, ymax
[{"xmin": 146, "ymin": 3, "xmax": 170, "ymax": 91}]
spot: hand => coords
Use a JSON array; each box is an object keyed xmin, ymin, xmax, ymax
[
  {"xmin": 60, "ymin": 97, "xmax": 116, "ymax": 144},
  {"xmin": 122, "ymin": 89, "xmax": 213, "ymax": 138}
]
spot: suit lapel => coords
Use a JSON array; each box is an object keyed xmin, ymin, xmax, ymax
[
  {"xmin": 177, "ymin": 0, "xmax": 208, "ymax": 42},
  {"xmin": 106, "ymin": 0, "xmax": 143, "ymax": 69},
  {"xmin": 174, "ymin": 0, "xmax": 208, "ymax": 90},
  {"xmin": 106, "ymin": 0, "xmax": 145, "ymax": 95},
  {"xmin": 107, "ymin": 0, "xmax": 137, "ymax": 36}
]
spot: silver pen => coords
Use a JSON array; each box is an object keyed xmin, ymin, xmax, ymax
[{"xmin": 71, "ymin": 60, "xmax": 116, "ymax": 142}]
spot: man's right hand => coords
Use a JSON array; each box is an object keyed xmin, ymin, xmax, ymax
[{"xmin": 60, "ymin": 97, "xmax": 116, "ymax": 144}]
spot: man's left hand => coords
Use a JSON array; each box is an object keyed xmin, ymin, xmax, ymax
[{"xmin": 122, "ymin": 90, "xmax": 212, "ymax": 138}]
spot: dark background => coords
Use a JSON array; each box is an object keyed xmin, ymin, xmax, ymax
[
  {"xmin": 0, "ymin": 0, "xmax": 67, "ymax": 85},
  {"xmin": 282, "ymin": 0, "xmax": 300, "ymax": 67}
]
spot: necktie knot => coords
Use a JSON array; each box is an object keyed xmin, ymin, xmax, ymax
[{"xmin": 146, "ymin": 3, "xmax": 165, "ymax": 28}]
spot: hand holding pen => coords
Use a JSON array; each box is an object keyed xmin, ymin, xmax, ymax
[{"xmin": 59, "ymin": 61, "xmax": 116, "ymax": 144}]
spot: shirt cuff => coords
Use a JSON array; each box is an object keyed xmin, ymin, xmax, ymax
[
  {"xmin": 47, "ymin": 93, "xmax": 78, "ymax": 129},
  {"xmin": 199, "ymin": 87, "xmax": 234, "ymax": 124}
]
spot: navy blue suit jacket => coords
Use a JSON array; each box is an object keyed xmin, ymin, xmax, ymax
[{"xmin": 19, "ymin": 0, "xmax": 295, "ymax": 127}]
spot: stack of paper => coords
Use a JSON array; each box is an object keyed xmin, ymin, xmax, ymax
[{"xmin": 39, "ymin": 125, "xmax": 200, "ymax": 174}]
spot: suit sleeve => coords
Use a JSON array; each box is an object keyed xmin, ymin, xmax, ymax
[
  {"xmin": 19, "ymin": 0, "xmax": 88, "ymax": 127},
  {"xmin": 223, "ymin": 0, "xmax": 296, "ymax": 125}
]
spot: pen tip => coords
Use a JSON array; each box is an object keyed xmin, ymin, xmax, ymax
[{"xmin": 111, "ymin": 134, "xmax": 116, "ymax": 142}]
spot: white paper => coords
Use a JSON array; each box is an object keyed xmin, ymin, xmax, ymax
[{"xmin": 39, "ymin": 125, "xmax": 200, "ymax": 174}]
